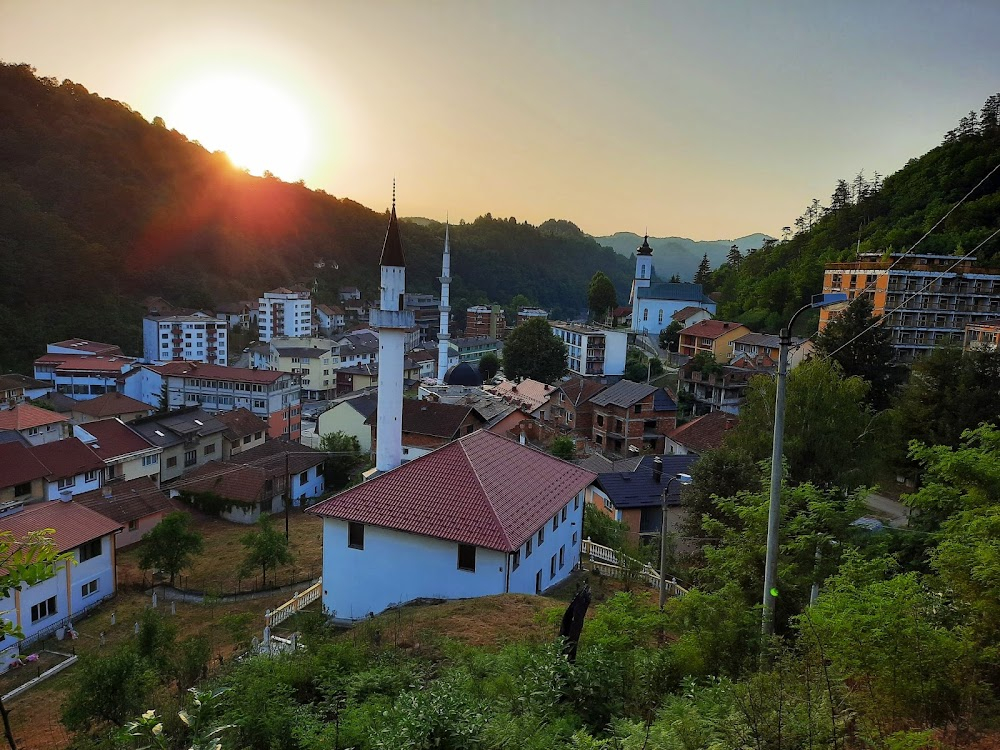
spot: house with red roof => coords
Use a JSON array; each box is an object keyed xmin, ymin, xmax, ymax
[
  {"xmin": 0, "ymin": 499, "xmax": 121, "ymax": 665},
  {"xmin": 0, "ymin": 443, "xmax": 50, "ymax": 506},
  {"xmin": 664, "ymin": 411, "xmax": 738, "ymax": 456},
  {"xmin": 71, "ymin": 392, "xmax": 154, "ymax": 424},
  {"xmin": 0, "ymin": 404, "xmax": 72, "ymax": 446},
  {"xmin": 678, "ymin": 320, "xmax": 752, "ymax": 362},
  {"xmin": 29, "ymin": 438, "xmax": 105, "ymax": 501},
  {"xmin": 308, "ymin": 430, "xmax": 596, "ymax": 621},
  {"xmin": 33, "ymin": 344, "xmax": 136, "ymax": 401},
  {"xmin": 75, "ymin": 476, "xmax": 176, "ymax": 548},
  {"xmin": 77, "ymin": 418, "xmax": 162, "ymax": 484}
]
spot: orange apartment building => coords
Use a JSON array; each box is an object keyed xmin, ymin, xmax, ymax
[{"xmin": 678, "ymin": 320, "xmax": 752, "ymax": 362}]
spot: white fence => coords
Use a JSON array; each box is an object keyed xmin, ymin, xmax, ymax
[
  {"xmin": 265, "ymin": 579, "xmax": 322, "ymax": 628},
  {"xmin": 581, "ymin": 539, "xmax": 688, "ymax": 597}
]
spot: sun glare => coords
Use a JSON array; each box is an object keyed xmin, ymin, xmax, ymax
[{"xmin": 163, "ymin": 71, "xmax": 313, "ymax": 181}]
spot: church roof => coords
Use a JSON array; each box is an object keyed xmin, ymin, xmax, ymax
[
  {"xmin": 636, "ymin": 283, "xmax": 712, "ymax": 303},
  {"xmin": 637, "ymin": 234, "xmax": 653, "ymax": 256},
  {"xmin": 379, "ymin": 203, "xmax": 406, "ymax": 267}
]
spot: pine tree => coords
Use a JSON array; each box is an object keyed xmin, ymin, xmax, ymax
[
  {"xmin": 726, "ymin": 244, "xmax": 742, "ymax": 268},
  {"xmin": 694, "ymin": 254, "xmax": 711, "ymax": 285}
]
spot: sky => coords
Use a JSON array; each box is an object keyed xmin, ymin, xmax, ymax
[{"xmin": 2, "ymin": 0, "xmax": 999, "ymax": 240}]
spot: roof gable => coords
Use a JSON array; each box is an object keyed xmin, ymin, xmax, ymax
[
  {"xmin": 667, "ymin": 411, "xmax": 738, "ymax": 454},
  {"xmin": 72, "ymin": 392, "xmax": 153, "ymax": 418},
  {"xmin": 0, "ymin": 501, "xmax": 121, "ymax": 552},
  {"xmin": 0, "ymin": 403, "xmax": 69, "ymax": 431}
]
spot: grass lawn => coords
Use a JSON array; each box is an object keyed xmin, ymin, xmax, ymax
[{"xmin": 118, "ymin": 508, "xmax": 324, "ymax": 595}]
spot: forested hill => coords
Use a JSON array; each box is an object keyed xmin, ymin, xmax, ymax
[
  {"xmin": 0, "ymin": 63, "xmax": 633, "ymax": 372},
  {"xmin": 709, "ymin": 93, "xmax": 1000, "ymax": 333},
  {"xmin": 595, "ymin": 232, "xmax": 772, "ymax": 283}
]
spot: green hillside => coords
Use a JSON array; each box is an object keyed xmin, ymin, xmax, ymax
[
  {"xmin": 0, "ymin": 62, "xmax": 633, "ymax": 372},
  {"xmin": 710, "ymin": 95, "xmax": 1000, "ymax": 332}
]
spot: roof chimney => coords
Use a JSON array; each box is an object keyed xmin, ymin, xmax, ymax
[
  {"xmin": 59, "ymin": 489, "xmax": 72, "ymax": 503},
  {"xmin": 102, "ymin": 485, "xmax": 113, "ymax": 499},
  {"xmin": 652, "ymin": 456, "xmax": 663, "ymax": 483}
]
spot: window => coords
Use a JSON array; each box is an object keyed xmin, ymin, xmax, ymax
[
  {"xmin": 13, "ymin": 482, "xmax": 31, "ymax": 497},
  {"xmin": 457, "ymin": 544, "xmax": 476, "ymax": 572},
  {"xmin": 166, "ymin": 456, "xmax": 178, "ymax": 468},
  {"xmin": 574, "ymin": 495, "xmax": 580, "ymax": 510},
  {"xmin": 142, "ymin": 455, "xmax": 158, "ymax": 466},
  {"xmin": 57, "ymin": 476, "xmax": 76, "ymax": 489},
  {"xmin": 538, "ymin": 527, "xmax": 544, "ymax": 546},
  {"xmin": 595, "ymin": 434, "xmax": 603, "ymax": 445},
  {"xmin": 79, "ymin": 538, "xmax": 102, "ymax": 562},
  {"xmin": 512, "ymin": 550, "xmax": 520, "ymax": 571},
  {"xmin": 204, "ymin": 443, "xmax": 216, "ymax": 456},
  {"xmin": 81, "ymin": 580, "xmax": 99, "ymax": 598},
  {"xmin": 128, "ymin": 520, "xmax": 137, "ymax": 532},
  {"xmin": 526, "ymin": 538, "xmax": 532, "ymax": 558},
  {"xmin": 658, "ymin": 310, "xmax": 664, "ymax": 324},
  {"xmin": 550, "ymin": 555, "xmax": 557, "ymax": 579},
  {"xmin": 552, "ymin": 515, "xmax": 558, "ymax": 531},
  {"xmin": 466, "ymin": 425, "xmax": 475, "ymax": 434},
  {"xmin": 299, "ymin": 470, "xmax": 308, "ymax": 484},
  {"xmin": 184, "ymin": 450, "xmax": 197, "ymax": 467},
  {"xmin": 559, "ymin": 546, "xmax": 565, "ymax": 569},
  {"xmin": 596, "ymin": 415, "xmax": 604, "ymax": 427},
  {"xmin": 348, "ymin": 522, "xmax": 365, "ymax": 549},
  {"xmin": 561, "ymin": 506, "xmax": 567, "ymax": 522},
  {"xmin": 634, "ymin": 404, "xmax": 642, "ymax": 414},
  {"xmin": 643, "ymin": 309, "xmax": 648, "ymax": 321},
  {"xmin": 30, "ymin": 596, "xmax": 57, "ymax": 623},
  {"xmin": 85, "ymin": 470, "xmax": 99, "ymax": 482},
  {"xmin": 573, "ymin": 532, "xmax": 578, "ymax": 545},
  {"xmin": 27, "ymin": 427, "xmax": 38, "ymax": 436}
]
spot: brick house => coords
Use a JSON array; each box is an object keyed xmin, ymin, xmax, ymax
[
  {"xmin": 548, "ymin": 377, "xmax": 608, "ymax": 435},
  {"xmin": 369, "ymin": 400, "xmax": 487, "ymax": 462},
  {"xmin": 588, "ymin": 380, "xmax": 678, "ymax": 456}
]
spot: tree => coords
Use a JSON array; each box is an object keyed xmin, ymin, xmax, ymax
[
  {"xmin": 240, "ymin": 514, "xmax": 293, "ymax": 587},
  {"xmin": 624, "ymin": 348, "xmax": 662, "ymax": 382},
  {"xmin": 61, "ymin": 649, "xmax": 155, "ymax": 731},
  {"xmin": 587, "ymin": 271, "xmax": 617, "ymax": 321},
  {"xmin": 814, "ymin": 296, "xmax": 902, "ymax": 410},
  {"xmin": 830, "ymin": 179, "xmax": 851, "ymax": 211},
  {"xmin": 138, "ymin": 512, "xmax": 203, "ymax": 586},
  {"xmin": 668, "ymin": 273, "xmax": 682, "ymax": 283},
  {"xmin": 693, "ymin": 254, "xmax": 711, "ymax": 285},
  {"xmin": 319, "ymin": 431, "xmax": 366, "ymax": 488},
  {"xmin": 501, "ymin": 317, "xmax": 567, "ymax": 383},
  {"xmin": 550, "ymin": 436, "xmax": 576, "ymax": 461},
  {"xmin": 658, "ymin": 320, "xmax": 683, "ymax": 352},
  {"xmin": 726, "ymin": 244, "xmax": 742, "ymax": 268},
  {"xmin": 478, "ymin": 351, "xmax": 499, "ymax": 380},
  {"xmin": 507, "ymin": 293, "xmax": 533, "ymax": 324}
]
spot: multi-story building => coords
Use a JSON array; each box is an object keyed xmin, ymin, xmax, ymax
[
  {"xmin": 261, "ymin": 338, "xmax": 341, "ymax": 400},
  {"xmin": 128, "ymin": 363, "xmax": 301, "ymax": 441},
  {"xmin": 549, "ymin": 377, "xmax": 608, "ymax": 434},
  {"xmin": 588, "ymin": 380, "xmax": 678, "ymax": 455},
  {"xmin": 46, "ymin": 339, "xmax": 123, "ymax": 357},
  {"xmin": 549, "ymin": 322, "xmax": 628, "ymax": 378},
  {"xmin": 729, "ymin": 333, "xmax": 813, "ymax": 369},
  {"xmin": 678, "ymin": 358, "xmax": 765, "ymax": 416},
  {"xmin": 258, "ymin": 287, "xmax": 313, "ymax": 342},
  {"xmin": 142, "ymin": 313, "xmax": 229, "ymax": 365},
  {"xmin": 678, "ymin": 320, "xmax": 752, "ymax": 362},
  {"xmin": 314, "ymin": 304, "xmax": 346, "ymax": 336},
  {"xmin": 34, "ymin": 353, "xmax": 136, "ymax": 400},
  {"xmin": 516, "ymin": 307, "xmax": 549, "ymax": 326},
  {"xmin": 465, "ymin": 305, "xmax": 508, "ymax": 339},
  {"xmin": 77, "ymin": 418, "xmax": 162, "ymax": 484},
  {"xmin": 449, "ymin": 336, "xmax": 500, "ymax": 365},
  {"xmin": 964, "ymin": 319, "xmax": 1000, "ymax": 352},
  {"xmin": 820, "ymin": 253, "xmax": 1000, "ymax": 361},
  {"xmin": 129, "ymin": 407, "xmax": 227, "ymax": 483},
  {"xmin": 405, "ymin": 294, "xmax": 441, "ymax": 342}
]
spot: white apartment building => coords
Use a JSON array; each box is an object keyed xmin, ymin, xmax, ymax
[
  {"xmin": 550, "ymin": 322, "xmax": 628, "ymax": 378},
  {"xmin": 258, "ymin": 287, "xmax": 313, "ymax": 342},
  {"xmin": 142, "ymin": 313, "xmax": 229, "ymax": 366}
]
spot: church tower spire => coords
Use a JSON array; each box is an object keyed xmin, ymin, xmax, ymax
[
  {"xmin": 629, "ymin": 233, "xmax": 654, "ymax": 306},
  {"xmin": 437, "ymin": 220, "xmax": 452, "ymax": 382}
]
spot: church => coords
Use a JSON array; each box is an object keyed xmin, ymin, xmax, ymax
[{"xmin": 629, "ymin": 235, "xmax": 716, "ymax": 337}]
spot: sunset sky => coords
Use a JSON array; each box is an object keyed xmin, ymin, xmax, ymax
[{"xmin": 3, "ymin": 1, "xmax": 998, "ymax": 240}]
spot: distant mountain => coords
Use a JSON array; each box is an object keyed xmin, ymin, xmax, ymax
[{"xmin": 594, "ymin": 232, "xmax": 773, "ymax": 283}]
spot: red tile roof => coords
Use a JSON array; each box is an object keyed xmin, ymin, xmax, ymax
[
  {"xmin": 216, "ymin": 408, "xmax": 269, "ymax": 441},
  {"xmin": 29, "ymin": 438, "xmax": 105, "ymax": 480},
  {"xmin": 233, "ymin": 439, "xmax": 325, "ymax": 475},
  {"xmin": 0, "ymin": 443, "xmax": 50, "ymax": 487},
  {"xmin": 148, "ymin": 362, "xmax": 287, "ymax": 384},
  {"xmin": 79, "ymin": 419, "xmax": 156, "ymax": 460},
  {"xmin": 679, "ymin": 320, "xmax": 747, "ymax": 340},
  {"xmin": 72, "ymin": 392, "xmax": 153, "ymax": 418},
  {"xmin": 179, "ymin": 461, "xmax": 268, "ymax": 505},
  {"xmin": 671, "ymin": 306, "xmax": 709, "ymax": 323},
  {"xmin": 309, "ymin": 431, "xmax": 596, "ymax": 552},
  {"xmin": 667, "ymin": 411, "xmax": 738, "ymax": 454},
  {"xmin": 75, "ymin": 476, "xmax": 177, "ymax": 524},
  {"xmin": 557, "ymin": 377, "xmax": 608, "ymax": 407},
  {"xmin": 367, "ymin": 400, "xmax": 479, "ymax": 439},
  {"xmin": 0, "ymin": 403, "xmax": 69, "ymax": 431},
  {"xmin": 34, "ymin": 353, "xmax": 136, "ymax": 372},
  {"xmin": 48, "ymin": 339, "xmax": 123, "ymax": 355},
  {"xmin": 0, "ymin": 501, "xmax": 122, "ymax": 553}
]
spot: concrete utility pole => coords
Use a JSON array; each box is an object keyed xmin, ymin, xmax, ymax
[{"xmin": 659, "ymin": 472, "xmax": 692, "ymax": 609}]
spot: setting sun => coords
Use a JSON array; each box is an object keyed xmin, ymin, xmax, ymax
[{"xmin": 163, "ymin": 70, "xmax": 313, "ymax": 181}]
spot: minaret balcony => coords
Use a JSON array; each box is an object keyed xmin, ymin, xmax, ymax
[{"xmin": 370, "ymin": 309, "xmax": 416, "ymax": 330}]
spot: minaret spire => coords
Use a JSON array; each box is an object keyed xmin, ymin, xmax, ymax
[{"xmin": 437, "ymin": 219, "xmax": 452, "ymax": 382}]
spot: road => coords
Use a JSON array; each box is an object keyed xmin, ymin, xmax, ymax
[{"xmin": 863, "ymin": 493, "xmax": 912, "ymax": 528}]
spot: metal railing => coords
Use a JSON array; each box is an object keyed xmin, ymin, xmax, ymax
[{"xmin": 581, "ymin": 539, "xmax": 687, "ymax": 597}]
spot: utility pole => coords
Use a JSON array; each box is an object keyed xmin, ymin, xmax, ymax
[
  {"xmin": 659, "ymin": 472, "xmax": 692, "ymax": 609},
  {"xmin": 284, "ymin": 450, "xmax": 290, "ymax": 541}
]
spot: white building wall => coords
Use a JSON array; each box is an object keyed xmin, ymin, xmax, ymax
[
  {"xmin": 507, "ymin": 490, "xmax": 585, "ymax": 594},
  {"xmin": 292, "ymin": 466, "xmax": 325, "ymax": 501},
  {"xmin": 317, "ymin": 403, "xmax": 372, "ymax": 454},
  {"xmin": 633, "ymin": 300, "xmax": 717, "ymax": 336},
  {"xmin": 44, "ymin": 472, "xmax": 102, "ymax": 501},
  {"xmin": 599, "ymin": 331, "xmax": 628, "ymax": 378}
]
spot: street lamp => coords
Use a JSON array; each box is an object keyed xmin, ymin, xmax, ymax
[
  {"xmin": 761, "ymin": 293, "xmax": 848, "ymax": 637},
  {"xmin": 660, "ymin": 471, "xmax": 693, "ymax": 609}
]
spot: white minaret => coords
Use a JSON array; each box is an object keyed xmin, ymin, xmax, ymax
[
  {"xmin": 370, "ymin": 189, "xmax": 415, "ymax": 473},
  {"xmin": 437, "ymin": 221, "xmax": 452, "ymax": 382},
  {"xmin": 629, "ymin": 233, "xmax": 654, "ymax": 305}
]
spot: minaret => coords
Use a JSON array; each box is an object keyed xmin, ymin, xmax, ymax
[
  {"xmin": 629, "ymin": 233, "xmax": 654, "ymax": 305},
  {"xmin": 437, "ymin": 221, "xmax": 452, "ymax": 382},
  {"xmin": 370, "ymin": 188, "xmax": 415, "ymax": 473}
]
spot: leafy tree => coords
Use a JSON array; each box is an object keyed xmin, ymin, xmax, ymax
[
  {"xmin": 658, "ymin": 320, "xmax": 683, "ymax": 352},
  {"xmin": 726, "ymin": 358, "xmax": 879, "ymax": 488},
  {"xmin": 680, "ymin": 444, "xmax": 761, "ymax": 542},
  {"xmin": 319, "ymin": 431, "xmax": 367, "ymax": 488},
  {"xmin": 693, "ymin": 253, "xmax": 711, "ymax": 285},
  {"xmin": 814, "ymin": 296, "xmax": 901, "ymax": 409},
  {"xmin": 174, "ymin": 636, "xmax": 212, "ymax": 692},
  {"xmin": 583, "ymin": 502, "xmax": 628, "ymax": 549},
  {"xmin": 726, "ymin": 244, "xmax": 742, "ymax": 268},
  {"xmin": 549, "ymin": 436, "xmax": 576, "ymax": 461},
  {"xmin": 138, "ymin": 512, "xmax": 203, "ymax": 586},
  {"xmin": 478, "ymin": 351, "xmax": 499, "ymax": 380},
  {"xmin": 624, "ymin": 347, "xmax": 663, "ymax": 382},
  {"xmin": 507, "ymin": 293, "xmax": 534, "ymax": 324},
  {"xmin": 587, "ymin": 271, "xmax": 617, "ymax": 321},
  {"xmin": 61, "ymin": 649, "xmax": 155, "ymax": 731},
  {"xmin": 501, "ymin": 317, "xmax": 566, "ymax": 383},
  {"xmin": 136, "ymin": 607, "xmax": 177, "ymax": 675},
  {"xmin": 240, "ymin": 514, "xmax": 293, "ymax": 587}
]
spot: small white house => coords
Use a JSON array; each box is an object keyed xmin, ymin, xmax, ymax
[
  {"xmin": 309, "ymin": 430, "xmax": 596, "ymax": 622},
  {"xmin": 0, "ymin": 500, "xmax": 120, "ymax": 669},
  {"xmin": 29, "ymin": 438, "xmax": 106, "ymax": 500}
]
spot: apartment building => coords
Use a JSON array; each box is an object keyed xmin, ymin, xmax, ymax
[
  {"xmin": 516, "ymin": 307, "xmax": 549, "ymax": 326},
  {"xmin": 142, "ymin": 312, "xmax": 229, "ymax": 365},
  {"xmin": 465, "ymin": 305, "xmax": 507, "ymax": 339},
  {"xmin": 449, "ymin": 336, "xmax": 500, "ymax": 365},
  {"xmin": 964, "ymin": 319, "xmax": 1000, "ymax": 352},
  {"xmin": 405, "ymin": 293, "xmax": 441, "ymax": 342},
  {"xmin": 550, "ymin": 322, "xmax": 628, "ymax": 378},
  {"xmin": 258, "ymin": 287, "xmax": 313, "ymax": 342},
  {"xmin": 820, "ymin": 253, "xmax": 1000, "ymax": 361},
  {"xmin": 34, "ymin": 353, "xmax": 136, "ymax": 400}
]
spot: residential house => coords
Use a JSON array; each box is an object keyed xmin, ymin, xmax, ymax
[
  {"xmin": 465, "ymin": 305, "xmax": 508, "ymax": 340},
  {"xmin": 407, "ymin": 348, "xmax": 439, "ymax": 379},
  {"xmin": 0, "ymin": 376, "xmax": 26, "ymax": 409},
  {"xmin": 258, "ymin": 287, "xmax": 313, "ymax": 342},
  {"xmin": 486, "ymin": 408, "xmax": 534, "ymax": 439},
  {"xmin": 143, "ymin": 312, "xmax": 229, "ymax": 366},
  {"xmin": 516, "ymin": 307, "xmax": 549, "ymax": 325},
  {"xmin": 405, "ymin": 293, "xmax": 441, "ymax": 342},
  {"xmin": 0, "ymin": 443, "xmax": 49, "ymax": 507},
  {"xmin": 317, "ymin": 392, "xmax": 378, "ymax": 454},
  {"xmin": 33, "ymin": 353, "xmax": 136, "ymax": 400},
  {"xmin": 71, "ymin": 392, "xmax": 154, "ymax": 424},
  {"xmin": 314, "ymin": 304, "xmax": 346, "ymax": 336},
  {"xmin": 309, "ymin": 430, "xmax": 596, "ymax": 622},
  {"xmin": 963, "ymin": 319, "xmax": 1000, "ymax": 352},
  {"xmin": 76, "ymin": 418, "xmax": 162, "ymax": 484},
  {"xmin": 234, "ymin": 440, "xmax": 326, "ymax": 501},
  {"xmin": 0, "ymin": 500, "xmax": 120, "ymax": 665},
  {"xmin": 215, "ymin": 302, "xmax": 253, "ymax": 329},
  {"xmin": 338, "ymin": 287, "xmax": 361, "ymax": 303},
  {"xmin": 29, "ymin": 392, "xmax": 77, "ymax": 417},
  {"xmin": 75, "ymin": 476, "xmax": 176, "ymax": 548},
  {"xmin": 591, "ymin": 454, "xmax": 699, "ymax": 545},
  {"xmin": 550, "ymin": 322, "xmax": 628, "ymax": 378},
  {"xmin": 369, "ymin": 399, "xmax": 487, "ymax": 462},
  {"xmin": 633, "ymin": 283, "xmax": 716, "ymax": 337},
  {"xmin": 678, "ymin": 357, "xmax": 765, "ymax": 415},
  {"xmin": 449, "ymin": 336, "xmax": 500, "ymax": 365},
  {"xmin": 128, "ymin": 362, "xmax": 301, "ymax": 441},
  {"xmin": 549, "ymin": 377, "xmax": 608, "ymax": 434},
  {"xmin": 678, "ymin": 320, "xmax": 752, "ymax": 362},
  {"xmin": 0, "ymin": 404, "xmax": 72, "ymax": 446},
  {"xmin": 130, "ymin": 408, "xmax": 226, "ymax": 483},
  {"xmin": 216, "ymin": 408, "xmax": 269, "ymax": 460},
  {"xmin": 610, "ymin": 306, "xmax": 633, "ymax": 328},
  {"xmin": 663, "ymin": 411, "xmax": 738, "ymax": 456},
  {"xmin": 490, "ymin": 378, "xmax": 557, "ymax": 420},
  {"xmin": 1, "ymin": 374, "xmax": 50, "ymax": 401},
  {"xmin": 730, "ymin": 333, "xmax": 813, "ymax": 369},
  {"xmin": 670, "ymin": 306, "xmax": 714, "ymax": 328},
  {"xmin": 29, "ymin": 439, "xmax": 105, "ymax": 500},
  {"xmin": 588, "ymin": 380, "xmax": 678, "ymax": 455},
  {"xmin": 336, "ymin": 361, "xmax": 420, "ymax": 397}
]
